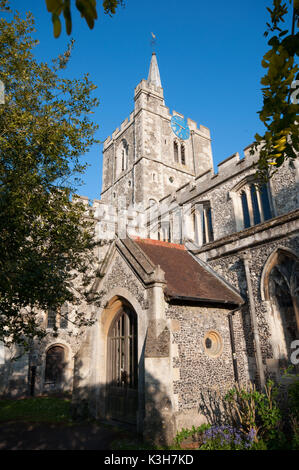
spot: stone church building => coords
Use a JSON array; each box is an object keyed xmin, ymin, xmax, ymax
[{"xmin": 1, "ymin": 53, "xmax": 298, "ymax": 445}]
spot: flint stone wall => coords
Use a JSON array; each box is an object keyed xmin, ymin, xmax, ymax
[
  {"xmin": 206, "ymin": 234, "xmax": 299, "ymax": 378},
  {"xmin": 165, "ymin": 303, "xmax": 251, "ymax": 421}
]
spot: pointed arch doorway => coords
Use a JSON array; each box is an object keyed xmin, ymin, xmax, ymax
[
  {"xmin": 106, "ymin": 305, "xmax": 138, "ymax": 424},
  {"xmin": 262, "ymin": 248, "xmax": 299, "ymax": 372}
]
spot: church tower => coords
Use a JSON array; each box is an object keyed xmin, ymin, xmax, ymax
[{"xmin": 100, "ymin": 53, "xmax": 214, "ymax": 209}]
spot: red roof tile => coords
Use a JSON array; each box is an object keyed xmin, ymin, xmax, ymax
[{"xmin": 133, "ymin": 238, "xmax": 242, "ymax": 305}]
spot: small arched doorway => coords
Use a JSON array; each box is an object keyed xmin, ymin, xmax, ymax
[
  {"xmin": 44, "ymin": 345, "xmax": 66, "ymax": 390},
  {"xmin": 106, "ymin": 306, "xmax": 138, "ymax": 424}
]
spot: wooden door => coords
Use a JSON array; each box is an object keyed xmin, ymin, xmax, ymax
[
  {"xmin": 106, "ymin": 308, "xmax": 138, "ymax": 424},
  {"xmin": 44, "ymin": 346, "xmax": 65, "ymax": 388}
]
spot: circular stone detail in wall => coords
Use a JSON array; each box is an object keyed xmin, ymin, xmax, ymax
[{"xmin": 204, "ymin": 331, "xmax": 223, "ymax": 357}]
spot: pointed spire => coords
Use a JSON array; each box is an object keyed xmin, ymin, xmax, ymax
[{"xmin": 147, "ymin": 52, "xmax": 162, "ymax": 88}]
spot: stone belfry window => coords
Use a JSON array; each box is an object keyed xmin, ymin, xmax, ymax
[
  {"xmin": 121, "ymin": 139, "xmax": 129, "ymax": 172},
  {"xmin": 181, "ymin": 144, "xmax": 186, "ymax": 165},
  {"xmin": 174, "ymin": 141, "xmax": 179, "ymax": 163},
  {"xmin": 115, "ymin": 139, "xmax": 129, "ymax": 178},
  {"xmin": 173, "ymin": 141, "xmax": 187, "ymax": 165}
]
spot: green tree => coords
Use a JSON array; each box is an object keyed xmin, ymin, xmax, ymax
[
  {"xmin": 0, "ymin": 6, "xmax": 100, "ymax": 347},
  {"xmin": 45, "ymin": 0, "xmax": 124, "ymax": 38},
  {"xmin": 252, "ymin": 0, "xmax": 299, "ymax": 183}
]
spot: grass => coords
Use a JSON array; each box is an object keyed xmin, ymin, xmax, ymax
[{"xmin": 0, "ymin": 396, "xmax": 72, "ymax": 424}]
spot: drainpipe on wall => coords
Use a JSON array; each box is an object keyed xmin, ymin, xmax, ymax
[{"xmin": 242, "ymin": 251, "xmax": 266, "ymax": 390}]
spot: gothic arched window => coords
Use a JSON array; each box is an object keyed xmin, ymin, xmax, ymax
[
  {"xmin": 181, "ymin": 144, "xmax": 186, "ymax": 165},
  {"xmin": 192, "ymin": 203, "xmax": 214, "ymax": 245},
  {"xmin": 241, "ymin": 190, "xmax": 250, "ymax": 229},
  {"xmin": 201, "ymin": 205, "xmax": 213, "ymax": 244},
  {"xmin": 115, "ymin": 139, "xmax": 129, "ymax": 178},
  {"xmin": 260, "ymin": 184, "xmax": 272, "ymax": 221},
  {"xmin": 121, "ymin": 140, "xmax": 128, "ymax": 172},
  {"xmin": 174, "ymin": 141, "xmax": 179, "ymax": 163},
  {"xmin": 230, "ymin": 178, "xmax": 273, "ymax": 232},
  {"xmin": 250, "ymin": 184, "xmax": 261, "ymax": 225}
]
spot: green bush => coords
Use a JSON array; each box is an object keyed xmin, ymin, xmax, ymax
[
  {"xmin": 224, "ymin": 380, "xmax": 282, "ymax": 446},
  {"xmin": 173, "ymin": 378, "xmax": 299, "ymax": 450},
  {"xmin": 288, "ymin": 377, "xmax": 299, "ymax": 420},
  {"xmin": 287, "ymin": 377, "xmax": 299, "ymax": 450},
  {"xmin": 174, "ymin": 424, "xmax": 210, "ymax": 448}
]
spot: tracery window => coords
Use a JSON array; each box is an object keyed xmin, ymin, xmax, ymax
[
  {"xmin": 192, "ymin": 203, "xmax": 214, "ymax": 245},
  {"xmin": 231, "ymin": 178, "xmax": 273, "ymax": 231},
  {"xmin": 241, "ymin": 190, "xmax": 250, "ymax": 229},
  {"xmin": 202, "ymin": 206, "xmax": 214, "ymax": 244}
]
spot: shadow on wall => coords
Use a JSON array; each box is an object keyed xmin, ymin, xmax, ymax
[
  {"xmin": 70, "ymin": 360, "xmax": 176, "ymax": 448},
  {"xmin": 197, "ymin": 388, "xmax": 234, "ymax": 427},
  {"xmin": 0, "ymin": 352, "xmax": 30, "ymax": 398}
]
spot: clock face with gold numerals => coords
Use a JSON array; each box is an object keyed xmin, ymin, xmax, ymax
[{"xmin": 170, "ymin": 115, "xmax": 190, "ymax": 140}]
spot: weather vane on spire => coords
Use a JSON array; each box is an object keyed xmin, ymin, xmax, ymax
[{"xmin": 151, "ymin": 32, "xmax": 157, "ymax": 52}]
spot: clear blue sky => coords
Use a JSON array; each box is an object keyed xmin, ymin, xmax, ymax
[{"xmin": 4, "ymin": 1, "xmax": 292, "ymax": 201}]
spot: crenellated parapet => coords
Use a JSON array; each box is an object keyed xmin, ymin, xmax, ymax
[
  {"xmin": 173, "ymin": 143, "xmax": 260, "ymax": 205},
  {"xmin": 103, "ymin": 111, "xmax": 135, "ymax": 151}
]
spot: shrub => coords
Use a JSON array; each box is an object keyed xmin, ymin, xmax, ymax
[
  {"xmin": 174, "ymin": 424, "xmax": 210, "ymax": 448},
  {"xmin": 224, "ymin": 380, "xmax": 282, "ymax": 446},
  {"xmin": 200, "ymin": 425, "xmax": 256, "ymax": 450},
  {"xmin": 287, "ymin": 376, "xmax": 299, "ymax": 450}
]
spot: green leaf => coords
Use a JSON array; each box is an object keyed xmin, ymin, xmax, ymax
[
  {"xmin": 268, "ymin": 36, "xmax": 280, "ymax": 47},
  {"xmin": 46, "ymin": 0, "xmax": 61, "ymax": 13},
  {"xmin": 52, "ymin": 14, "xmax": 62, "ymax": 38}
]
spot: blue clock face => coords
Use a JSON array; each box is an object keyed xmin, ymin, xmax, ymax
[{"xmin": 170, "ymin": 115, "xmax": 190, "ymax": 140}]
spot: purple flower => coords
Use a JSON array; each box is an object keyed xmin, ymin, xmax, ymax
[{"xmin": 202, "ymin": 425, "xmax": 255, "ymax": 449}]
